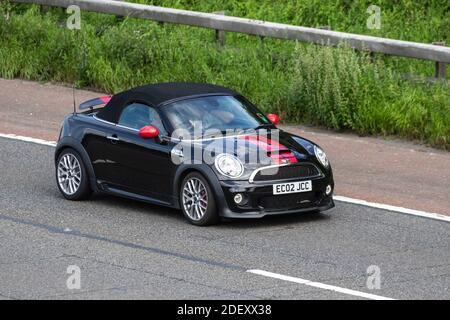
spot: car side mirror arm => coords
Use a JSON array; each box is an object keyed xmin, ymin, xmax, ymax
[{"xmin": 155, "ymin": 135, "xmax": 164, "ymax": 144}]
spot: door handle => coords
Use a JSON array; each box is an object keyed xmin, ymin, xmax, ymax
[{"xmin": 106, "ymin": 134, "xmax": 119, "ymax": 143}]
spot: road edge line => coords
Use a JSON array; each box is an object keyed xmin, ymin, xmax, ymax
[
  {"xmin": 247, "ymin": 269, "xmax": 395, "ymax": 300},
  {"xmin": 0, "ymin": 133, "xmax": 56, "ymax": 147},
  {"xmin": 333, "ymin": 195, "xmax": 450, "ymax": 223}
]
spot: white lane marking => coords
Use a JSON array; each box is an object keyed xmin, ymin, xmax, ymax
[
  {"xmin": 1, "ymin": 132, "xmax": 449, "ymax": 223},
  {"xmin": 334, "ymin": 195, "xmax": 450, "ymax": 223},
  {"xmin": 0, "ymin": 133, "xmax": 56, "ymax": 147},
  {"xmin": 247, "ymin": 269, "xmax": 395, "ymax": 300}
]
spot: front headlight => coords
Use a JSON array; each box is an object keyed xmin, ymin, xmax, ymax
[
  {"xmin": 314, "ymin": 145, "xmax": 329, "ymax": 168},
  {"xmin": 214, "ymin": 153, "xmax": 244, "ymax": 178}
]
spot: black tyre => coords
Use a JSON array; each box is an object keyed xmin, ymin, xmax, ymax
[
  {"xmin": 180, "ymin": 172, "xmax": 219, "ymax": 226},
  {"xmin": 56, "ymin": 148, "xmax": 92, "ymax": 200}
]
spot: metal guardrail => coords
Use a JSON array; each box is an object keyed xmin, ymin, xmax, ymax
[{"xmin": 11, "ymin": 0, "xmax": 449, "ymax": 79}]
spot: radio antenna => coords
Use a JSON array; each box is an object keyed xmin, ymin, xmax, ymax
[{"xmin": 72, "ymin": 84, "xmax": 76, "ymax": 115}]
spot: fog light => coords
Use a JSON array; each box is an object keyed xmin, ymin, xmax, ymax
[
  {"xmin": 234, "ymin": 193, "xmax": 243, "ymax": 204},
  {"xmin": 325, "ymin": 185, "xmax": 332, "ymax": 195}
]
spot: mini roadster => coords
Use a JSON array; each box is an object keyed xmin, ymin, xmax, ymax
[{"xmin": 55, "ymin": 83, "xmax": 334, "ymax": 225}]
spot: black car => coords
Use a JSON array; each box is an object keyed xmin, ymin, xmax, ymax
[{"xmin": 55, "ymin": 83, "xmax": 334, "ymax": 225}]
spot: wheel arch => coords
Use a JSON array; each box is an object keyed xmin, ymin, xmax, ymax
[
  {"xmin": 173, "ymin": 164, "xmax": 226, "ymax": 212},
  {"xmin": 55, "ymin": 137, "xmax": 98, "ymax": 192}
]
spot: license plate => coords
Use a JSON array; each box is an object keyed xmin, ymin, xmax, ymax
[{"xmin": 273, "ymin": 180, "xmax": 312, "ymax": 195}]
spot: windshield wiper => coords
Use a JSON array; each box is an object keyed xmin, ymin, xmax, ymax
[
  {"xmin": 253, "ymin": 123, "xmax": 274, "ymax": 130},
  {"xmin": 200, "ymin": 130, "xmax": 229, "ymax": 139}
]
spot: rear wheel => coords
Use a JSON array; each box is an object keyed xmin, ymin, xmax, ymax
[
  {"xmin": 180, "ymin": 172, "xmax": 218, "ymax": 226},
  {"xmin": 56, "ymin": 148, "xmax": 91, "ymax": 200}
]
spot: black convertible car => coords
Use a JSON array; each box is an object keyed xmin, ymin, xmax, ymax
[{"xmin": 55, "ymin": 83, "xmax": 334, "ymax": 225}]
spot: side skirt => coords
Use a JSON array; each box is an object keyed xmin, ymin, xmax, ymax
[{"xmin": 99, "ymin": 183, "xmax": 177, "ymax": 209}]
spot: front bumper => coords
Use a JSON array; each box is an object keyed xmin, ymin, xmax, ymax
[{"xmin": 216, "ymin": 175, "xmax": 335, "ymax": 218}]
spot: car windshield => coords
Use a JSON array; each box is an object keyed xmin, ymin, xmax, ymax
[{"xmin": 162, "ymin": 95, "xmax": 271, "ymax": 137}]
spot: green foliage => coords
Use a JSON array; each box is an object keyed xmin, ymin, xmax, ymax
[
  {"xmin": 288, "ymin": 44, "xmax": 450, "ymax": 147},
  {"xmin": 0, "ymin": 3, "xmax": 449, "ymax": 149}
]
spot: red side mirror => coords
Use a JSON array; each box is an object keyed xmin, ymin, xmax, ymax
[
  {"xmin": 267, "ymin": 113, "xmax": 280, "ymax": 125},
  {"xmin": 139, "ymin": 125, "xmax": 159, "ymax": 139}
]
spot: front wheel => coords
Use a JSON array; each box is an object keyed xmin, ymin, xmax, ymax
[
  {"xmin": 180, "ymin": 172, "xmax": 219, "ymax": 226},
  {"xmin": 56, "ymin": 148, "xmax": 92, "ymax": 200}
]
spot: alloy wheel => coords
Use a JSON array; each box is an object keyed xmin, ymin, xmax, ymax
[
  {"xmin": 57, "ymin": 153, "xmax": 82, "ymax": 195},
  {"xmin": 182, "ymin": 177, "xmax": 208, "ymax": 221}
]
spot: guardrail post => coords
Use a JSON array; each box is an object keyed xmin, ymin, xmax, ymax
[
  {"xmin": 433, "ymin": 42, "xmax": 447, "ymax": 79},
  {"xmin": 213, "ymin": 11, "xmax": 225, "ymax": 46}
]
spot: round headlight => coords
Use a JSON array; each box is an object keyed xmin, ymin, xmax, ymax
[
  {"xmin": 214, "ymin": 154, "xmax": 244, "ymax": 178},
  {"xmin": 314, "ymin": 145, "xmax": 329, "ymax": 168}
]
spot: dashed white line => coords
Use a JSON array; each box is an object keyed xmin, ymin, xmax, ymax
[
  {"xmin": 247, "ymin": 269, "xmax": 395, "ymax": 300},
  {"xmin": 1, "ymin": 132, "xmax": 449, "ymax": 223}
]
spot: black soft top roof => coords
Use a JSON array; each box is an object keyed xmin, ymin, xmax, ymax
[
  {"xmin": 96, "ymin": 82, "xmax": 238, "ymax": 123},
  {"xmin": 125, "ymin": 82, "xmax": 238, "ymax": 106}
]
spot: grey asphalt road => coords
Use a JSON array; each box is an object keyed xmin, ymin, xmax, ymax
[{"xmin": 0, "ymin": 137, "xmax": 449, "ymax": 300}]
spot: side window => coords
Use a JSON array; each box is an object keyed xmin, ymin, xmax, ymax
[{"xmin": 118, "ymin": 103, "xmax": 167, "ymax": 135}]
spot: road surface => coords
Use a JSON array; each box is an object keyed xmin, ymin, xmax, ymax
[
  {"xmin": 0, "ymin": 78, "xmax": 449, "ymax": 299},
  {"xmin": 0, "ymin": 138, "xmax": 448, "ymax": 299}
]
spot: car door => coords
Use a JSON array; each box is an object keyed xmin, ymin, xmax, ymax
[
  {"xmin": 101, "ymin": 102, "xmax": 176, "ymax": 203},
  {"xmin": 82, "ymin": 115, "xmax": 118, "ymax": 183}
]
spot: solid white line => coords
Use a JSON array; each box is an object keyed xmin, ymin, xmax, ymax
[
  {"xmin": 333, "ymin": 195, "xmax": 450, "ymax": 223},
  {"xmin": 0, "ymin": 132, "xmax": 449, "ymax": 223},
  {"xmin": 0, "ymin": 133, "xmax": 56, "ymax": 147},
  {"xmin": 247, "ymin": 269, "xmax": 395, "ymax": 300}
]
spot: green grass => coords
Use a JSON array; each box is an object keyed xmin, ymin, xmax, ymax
[{"xmin": 0, "ymin": 3, "xmax": 449, "ymax": 149}]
